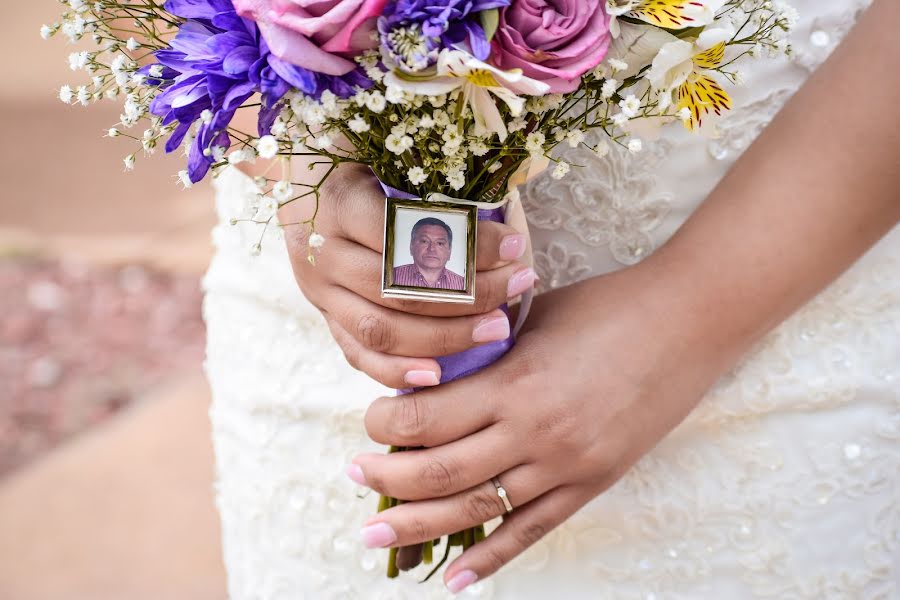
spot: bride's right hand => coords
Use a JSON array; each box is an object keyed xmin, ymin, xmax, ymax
[{"xmin": 277, "ymin": 162, "xmax": 537, "ymax": 389}]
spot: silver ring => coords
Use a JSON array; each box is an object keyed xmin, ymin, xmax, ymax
[{"xmin": 491, "ymin": 476, "xmax": 514, "ymax": 513}]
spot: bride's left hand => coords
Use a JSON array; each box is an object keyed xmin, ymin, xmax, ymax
[{"xmin": 348, "ymin": 260, "xmax": 737, "ymax": 593}]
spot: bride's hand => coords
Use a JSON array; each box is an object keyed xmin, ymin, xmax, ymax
[
  {"xmin": 278, "ymin": 163, "xmax": 536, "ymax": 389},
  {"xmin": 346, "ymin": 262, "xmax": 731, "ymax": 593}
]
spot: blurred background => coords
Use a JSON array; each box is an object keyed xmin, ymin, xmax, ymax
[{"xmin": 1, "ymin": 3, "xmax": 227, "ymax": 598}]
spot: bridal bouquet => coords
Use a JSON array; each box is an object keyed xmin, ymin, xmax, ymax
[{"xmin": 46, "ymin": 0, "xmax": 796, "ymax": 581}]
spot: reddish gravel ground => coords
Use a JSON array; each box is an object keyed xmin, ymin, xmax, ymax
[{"xmin": 0, "ymin": 255, "xmax": 206, "ymax": 478}]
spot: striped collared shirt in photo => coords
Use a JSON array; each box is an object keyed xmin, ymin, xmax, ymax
[{"xmin": 392, "ymin": 264, "xmax": 466, "ymax": 291}]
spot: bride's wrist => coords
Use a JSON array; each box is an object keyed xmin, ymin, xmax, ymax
[{"xmin": 631, "ymin": 251, "xmax": 759, "ymax": 379}]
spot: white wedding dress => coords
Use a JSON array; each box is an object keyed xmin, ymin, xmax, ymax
[{"xmin": 202, "ymin": 1, "xmax": 899, "ymax": 597}]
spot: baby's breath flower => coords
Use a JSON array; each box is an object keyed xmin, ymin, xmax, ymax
[
  {"xmin": 315, "ymin": 134, "xmax": 332, "ymax": 150},
  {"xmin": 508, "ymin": 117, "xmax": 527, "ymax": 133},
  {"xmin": 566, "ymin": 130, "xmax": 585, "ymax": 148},
  {"xmin": 256, "ymin": 135, "xmax": 279, "ymax": 159},
  {"xmin": 308, "ymin": 232, "xmax": 326, "ymax": 248},
  {"xmin": 386, "ymin": 133, "xmax": 414, "ymax": 154},
  {"xmin": 628, "ymin": 139, "xmax": 643, "ymax": 154},
  {"xmin": 273, "ymin": 181, "xmax": 294, "ymax": 202},
  {"xmin": 364, "ymin": 91, "xmax": 386, "ymax": 113},
  {"xmin": 551, "ymin": 161, "xmax": 570, "ymax": 180},
  {"xmin": 348, "ymin": 113, "xmax": 370, "ymax": 133},
  {"xmin": 407, "ymin": 166, "xmax": 427, "ymax": 186},
  {"xmin": 608, "ymin": 58, "xmax": 628, "ymax": 72},
  {"xmin": 59, "ymin": 85, "xmax": 74, "ymax": 104},
  {"xmin": 385, "ymin": 86, "xmax": 406, "ymax": 105},
  {"xmin": 601, "ymin": 79, "xmax": 618, "ymax": 100},
  {"xmin": 619, "ymin": 94, "xmax": 640, "ymax": 118},
  {"xmin": 40, "ymin": 24, "xmax": 55, "ymax": 40},
  {"xmin": 446, "ymin": 170, "xmax": 465, "ymax": 191},
  {"xmin": 107, "ymin": 127, "xmax": 120, "ymax": 137},
  {"xmin": 177, "ymin": 170, "xmax": 193, "ymax": 188},
  {"xmin": 76, "ymin": 85, "xmax": 91, "ymax": 105},
  {"xmin": 593, "ymin": 140, "xmax": 610, "ymax": 158},
  {"xmin": 525, "ymin": 131, "xmax": 546, "ymax": 156},
  {"xmin": 123, "ymin": 153, "xmax": 135, "ymax": 170},
  {"xmin": 470, "ymin": 140, "xmax": 489, "ymax": 157}
]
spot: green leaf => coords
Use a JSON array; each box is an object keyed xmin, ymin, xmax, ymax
[{"xmin": 480, "ymin": 9, "xmax": 499, "ymax": 42}]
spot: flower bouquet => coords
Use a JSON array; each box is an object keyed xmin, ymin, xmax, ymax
[{"xmin": 45, "ymin": 0, "xmax": 796, "ymax": 581}]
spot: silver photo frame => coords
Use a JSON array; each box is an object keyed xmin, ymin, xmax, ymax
[{"xmin": 381, "ymin": 197, "xmax": 478, "ymax": 304}]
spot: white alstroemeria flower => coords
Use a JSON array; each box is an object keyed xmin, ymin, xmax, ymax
[
  {"xmin": 608, "ymin": 0, "xmax": 726, "ymax": 37},
  {"xmin": 607, "ymin": 0, "xmax": 724, "ymax": 37},
  {"xmin": 645, "ymin": 27, "xmax": 735, "ymax": 130},
  {"xmin": 385, "ymin": 50, "xmax": 550, "ymax": 142}
]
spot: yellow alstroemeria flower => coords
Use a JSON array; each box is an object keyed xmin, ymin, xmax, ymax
[
  {"xmin": 606, "ymin": 0, "xmax": 725, "ymax": 37},
  {"xmin": 384, "ymin": 50, "xmax": 550, "ymax": 142},
  {"xmin": 645, "ymin": 27, "xmax": 733, "ymax": 130}
]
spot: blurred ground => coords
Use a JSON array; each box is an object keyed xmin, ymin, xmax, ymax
[{"xmin": 0, "ymin": 2, "xmax": 226, "ymax": 598}]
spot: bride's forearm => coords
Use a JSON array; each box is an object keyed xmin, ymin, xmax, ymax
[{"xmin": 644, "ymin": 0, "xmax": 900, "ymax": 370}]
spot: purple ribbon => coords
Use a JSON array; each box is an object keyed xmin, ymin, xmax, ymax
[{"xmin": 379, "ymin": 180, "xmax": 515, "ymax": 391}]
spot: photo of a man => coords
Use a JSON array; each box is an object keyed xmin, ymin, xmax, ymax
[{"xmin": 392, "ymin": 217, "xmax": 466, "ymax": 291}]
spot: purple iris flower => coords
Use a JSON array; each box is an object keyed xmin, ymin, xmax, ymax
[
  {"xmin": 146, "ymin": 0, "xmax": 369, "ymax": 183},
  {"xmin": 378, "ymin": 0, "xmax": 510, "ymax": 71}
]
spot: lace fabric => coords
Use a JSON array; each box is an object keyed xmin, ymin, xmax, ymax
[{"xmin": 202, "ymin": 1, "xmax": 899, "ymax": 597}]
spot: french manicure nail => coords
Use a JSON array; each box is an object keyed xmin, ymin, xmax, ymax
[
  {"xmin": 405, "ymin": 370, "xmax": 440, "ymax": 387},
  {"xmin": 446, "ymin": 570, "xmax": 478, "ymax": 594},
  {"xmin": 472, "ymin": 315, "xmax": 510, "ymax": 343},
  {"xmin": 499, "ymin": 234, "xmax": 526, "ymax": 261},
  {"xmin": 345, "ymin": 463, "xmax": 367, "ymax": 487},
  {"xmin": 360, "ymin": 522, "xmax": 397, "ymax": 548},
  {"xmin": 507, "ymin": 268, "xmax": 536, "ymax": 298}
]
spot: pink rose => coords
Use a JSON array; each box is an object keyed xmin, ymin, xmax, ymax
[
  {"xmin": 234, "ymin": 0, "xmax": 387, "ymax": 76},
  {"xmin": 491, "ymin": 0, "xmax": 612, "ymax": 93}
]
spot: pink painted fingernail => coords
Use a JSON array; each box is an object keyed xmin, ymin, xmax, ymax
[
  {"xmin": 507, "ymin": 268, "xmax": 536, "ymax": 298},
  {"xmin": 345, "ymin": 463, "xmax": 367, "ymax": 487},
  {"xmin": 499, "ymin": 234, "xmax": 526, "ymax": 261},
  {"xmin": 446, "ymin": 569, "xmax": 478, "ymax": 594},
  {"xmin": 405, "ymin": 370, "xmax": 440, "ymax": 387},
  {"xmin": 360, "ymin": 522, "xmax": 397, "ymax": 548},
  {"xmin": 472, "ymin": 315, "xmax": 509, "ymax": 343}
]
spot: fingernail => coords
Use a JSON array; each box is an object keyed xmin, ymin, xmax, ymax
[
  {"xmin": 499, "ymin": 234, "xmax": 526, "ymax": 261},
  {"xmin": 472, "ymin": 315, "xmax": 509, "ymax": 343},
  {"xmin": 405, "ymin": 370, "xmax": 440, "ymax": 387},
  {"xmin": 360, "ymin": 522, "xmax": 397, "ymax": 548},
  {"xmin": 345, "ymin": 463, "xmax": 367, "ymax": 487},
  {"xmin": 507, "ymin": 268, "xmax": 536, "ymax": 298},
  {"xmin": 446, "ymin": 569, "xmax": 478, "ymax": 594}
]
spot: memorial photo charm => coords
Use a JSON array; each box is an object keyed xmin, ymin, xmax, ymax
[{"xmin": 381, "ymin": 197, "xmax": 478, "ymax": 304}]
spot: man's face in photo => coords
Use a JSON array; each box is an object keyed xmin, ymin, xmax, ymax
[{"xmin": 410, "ymin": 224, "xmax": 451, "ymax": 271}]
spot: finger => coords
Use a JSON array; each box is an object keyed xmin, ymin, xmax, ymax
[
  {"xmin": 320, "ymin": 164, "xmax": 386, "ymax": 251},
  {"xmin": 476, "ymin": 221, "xmax": 527, "ymax": 270},
  {"xmin": 362, "ymin": 379, "xmax": 501, "ymax": 449},
  {"xmin": 442, "ymin": 485, "xmax": 589, "ymax": 594},
  {"xmin": 322, "ymin": 165, "xmax": 529, "ymax": 267},
  {"xmin": 353, "ymin": 424, "xmax": 518, "ymax": 501},
  {"xmin": 357, "ymin": 463, "xmax": 546, "ymax": 549},
  {"xmin": 324, "ymin": 316, "xmax": 442, "ymax": 389},
  {"xmin": 329, "ymin": 287, "xmax": 512, "ymax": 357},
  {"xmin": 321, "ymin": 238, "xmax": 535, "ymax": 317}
]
